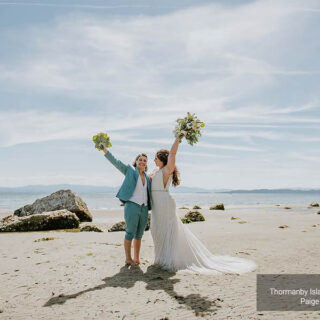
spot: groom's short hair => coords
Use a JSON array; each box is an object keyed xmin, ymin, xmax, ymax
[{"xmin": 133, "ymin": 153, "xmax": 148, "ymax": 172}]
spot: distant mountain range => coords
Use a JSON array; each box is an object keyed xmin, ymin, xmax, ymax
[
  {"xmin": 0, "ymin": 184, "xmax": 221, "ymax": 194},
  {"xmin": 219, "ymin": 188, "xmax": 320, "ymax": 194},
  {"xmin": 0, "ymin": 184, "xmax": 118, "ymax": 194},
  {"xmin": 0, "ymin": 184, "xmax": 319, "ymax": 194}
]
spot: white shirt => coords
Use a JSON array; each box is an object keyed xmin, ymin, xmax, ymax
[{"xmin": 129, "ymin": 174, "xmax": 148, "ymax": 206}]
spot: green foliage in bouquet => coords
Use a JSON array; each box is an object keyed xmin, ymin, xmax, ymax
[
  {"xmin": 92, "ymin": 132, "xmax": 112, "ymax": 151},
  {"xmin": 174, "ymin": 112, "xmax": 205, "ymax": 145}
]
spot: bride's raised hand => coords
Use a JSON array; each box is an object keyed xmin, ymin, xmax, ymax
[{"xmin": 179, "ymin": 130, "xmax": 188, "ymax": 140}]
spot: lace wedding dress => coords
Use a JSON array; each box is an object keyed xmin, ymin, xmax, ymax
[{"xmin": 150, "ymin": 168, "xmax": 257, "ymax": 274}]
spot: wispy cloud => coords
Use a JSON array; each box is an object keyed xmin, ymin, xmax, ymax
[
  {"xmin": 0, "ymin": 2, "xmax": 158, "ymax": 9},
  {"xmin": 205, "ymin": 130, "xmax": 281, "ymax": 144},
  {"xmin": 289, "ymin": 153, "xmax": 320, "ymax": 164},
  {"xmin": 0, "ymin": 0, "xmax": 318, "ymax": 112},
  {"xmin": 0, "ymin": 110, "xmax": 173, "ymax": 147},
  {"xmin": 180, "ymin": 151, "xmax": 233, "ymax": 159},
  {"xmin": 1, "ymin": 0, "xmax": 319, "ymax": 188},
  {"xmin": 206, "ymin": 128, "xmax": 320, "ymax": 144},
  {"xmin": 198, "ymin": 142, "xmax": 264, "ymax": 152},
  {"xmin": 299, "ymin": 8, "xmax": 320, "ymax": 13}
]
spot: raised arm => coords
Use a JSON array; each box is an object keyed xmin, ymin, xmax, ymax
[
  {"xmin": 100, "ymin": 142, "xmax": 127, "ymax": 175},
  {"xmin": 164, "ymin": 130, "xmax": 187, "ymax": 175}
]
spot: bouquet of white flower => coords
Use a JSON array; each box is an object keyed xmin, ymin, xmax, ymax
[
  {"xmin": 174, "ymin": 112, "xmax": 205, "ymax": 145},
  {"xmin": 92, "ymin": 132, "xmax": 112, "ymax": 151}
]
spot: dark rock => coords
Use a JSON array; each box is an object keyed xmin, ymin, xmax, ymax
[
  {"xmin": 14, "ymin": 189, "xmax": 92, "ymax": 222},
  {"xmin": 108, "ymin": 221, "xmax": 125, "ymax": 232},
  {"xmin": 309, "ymin": 202, "xmax": 319, "ymax": 208},
  {"xmin": 193, "ymin": 205, "xmax": 202, "ymax": 209},
  {"xmin": 80, "ymin": 223, "xmax": 103, "ymax": 232},
  {"xmin": 145, "ymin": 214, "xmax": 151, "ymax": 231},
  {"xmin": 184, "ymin": 211, "xmax": 205, "ymax": 222},
  {"xmin": 34, "ymin": 237, "xmax": 58, "ymax": 242},
  {"xmin": 210, "ymin": 203, "xmax": 225, "ymax": 210},
  {"xmin": 0, "ymin": 210, "xmax": 80, "ymax": 232},
  {"xmin": 108, "ymin": 214, "xmax": 151, "ymax": 232},
  {"xmin": 181, "ymin": 217, "xmax": 192, "ymax": 224}
]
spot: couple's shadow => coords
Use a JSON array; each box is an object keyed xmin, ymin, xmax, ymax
[{"xmin": 44, "ymin": 264, "xmax": 219, "ymax": 315}]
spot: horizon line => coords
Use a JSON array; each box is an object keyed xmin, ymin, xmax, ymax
[{"xmin": 0, "ymin": 184, "xmax": 319, "ymax": 191}]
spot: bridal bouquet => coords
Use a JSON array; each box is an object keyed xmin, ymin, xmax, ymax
[
  {"xmin": 92, "ymin": 132, "xmax": 112, "ymax": 151},
  {"xmin": 174, "ymin": 112, "xmax": 205, "ymax": 145}
]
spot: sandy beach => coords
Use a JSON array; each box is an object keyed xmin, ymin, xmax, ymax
[{"xmin": 0, "ymin": 204, "xmax": 319, "ymax": 320}]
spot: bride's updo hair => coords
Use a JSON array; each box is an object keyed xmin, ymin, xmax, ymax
[{"xmin": 156, "ymin": 149, "xmax": 180, "ymax": 187}]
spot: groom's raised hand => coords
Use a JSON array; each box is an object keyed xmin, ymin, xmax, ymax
[{"xmin": 99, "ymin": 142, "xmax": 108, "ymax": 154}]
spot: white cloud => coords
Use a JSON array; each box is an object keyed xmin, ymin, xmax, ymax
[
  {"xmin": 0, "ymin": 110, "xmax": 177, "ymax": 147},
  {"xmin": 178, "ymin": 151, "xmax": 233, "ymax": 159},
  {"xmin": 1, "ymin": 0, "xmax": 320, "ymax": 188},
  {"xmin": 0, "ymin": 0, "xmax": 318, "ymax": 112},
  {"xmin": 205, "ymin": 130, "xmax": 281, "ymax": 145},
  {"xmin": 205, "ymin": 127, "xmax": 320, "ymax": 144},
  {"xmin": 0, "ymin": 2, "xmax": 154, "ymax": 9},
  {"xmin": 289, "ymin": 153, "xmax": 320, "ymax": 164},
  {"xmin": 1, "ymin": 106, "xmax": 318, "ymax": 150},
  {"xmin": 198, "ymin": 141, "xmax": 264, "ymax": 152}
]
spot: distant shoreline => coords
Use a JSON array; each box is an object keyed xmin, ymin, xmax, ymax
[
  {"xmin": 218, "ymin": 189, "xmax": 320, "ymax": 194},
  {"xmin": 0, "ymin": 184, "xmax": 319, "ymax": 194}
]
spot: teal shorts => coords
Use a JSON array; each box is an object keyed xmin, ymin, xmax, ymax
[{"xmin": 124, "ymin": 201, "xmax": 149, "ymax": 241}]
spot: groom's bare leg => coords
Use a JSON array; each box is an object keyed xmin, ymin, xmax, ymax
[
  {"xmin": 133, "ymin": 239, "xmax": 141, "ymax": 264},
  {"xmin": 124, "ymin": 239, "xmax": 134, "ymax": 265}
]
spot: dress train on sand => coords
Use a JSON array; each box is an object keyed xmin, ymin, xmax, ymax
[{"xmin": 150, "ymin": 168, "xmax": 257, "ymax": 274}]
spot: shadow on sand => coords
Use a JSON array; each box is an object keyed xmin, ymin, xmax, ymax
[{"xmin": 44, "ymin": 264, "xmax": 220, "ymax": 315}]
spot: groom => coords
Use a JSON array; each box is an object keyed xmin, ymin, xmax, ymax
[{"xmin": 100, "ymin": 143, "xmax": 152, "ymax": 266}]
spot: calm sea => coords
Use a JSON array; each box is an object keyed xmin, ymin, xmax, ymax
[{"xmin": 0, "ymin": 191, "xmax": 319, "ymax": 210}]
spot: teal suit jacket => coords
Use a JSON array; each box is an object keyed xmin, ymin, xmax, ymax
[{"xmin": 104, "ymin": 151, "xmax": 152, "ymax": 210}]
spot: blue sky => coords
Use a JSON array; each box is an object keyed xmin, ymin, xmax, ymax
[{"xmin": 0, "ymin": 0, "xmax": 319, "ymax": 189}]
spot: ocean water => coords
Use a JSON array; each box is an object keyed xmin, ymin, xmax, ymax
[{"xmin": 0, "ymin": 191, "xmax": 319, "ymax": 211}]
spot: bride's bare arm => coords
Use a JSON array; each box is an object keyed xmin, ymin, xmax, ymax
[
  {"xmin": 163, "ymin": 131, "xmax": 187, "ymax": 179},
  {"xmin": 165, "ymin": 138, "xmax": 179, "ymax": 174}
]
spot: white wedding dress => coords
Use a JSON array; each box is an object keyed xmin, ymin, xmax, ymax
[{"xmin": 150, "ymin": 168, "xmax": 257, "ymax": 274}]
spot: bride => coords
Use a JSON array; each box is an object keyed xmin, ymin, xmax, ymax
[{"xmin": 150, "ymin": 131, "xmax": 257, "ymax": 274}]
